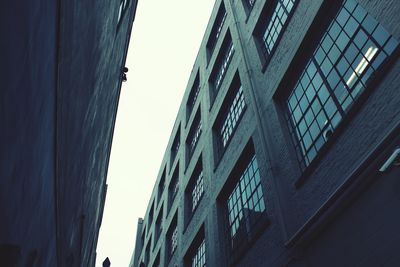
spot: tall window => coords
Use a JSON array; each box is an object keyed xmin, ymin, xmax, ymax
[
  {"xmin": 169, "ymin": 165, "xmax": 180, "ymax": 212},
  {"xmin": 171, "ymin": 227, "xmax": 178, "ymax": 254},
  {"xmin": 285, "ymin": 0, "xmax": 399, "ymax": 170},
  {"xmin": 154, "ymin": 206, "xmax": 163, "ymax": 249},
  {"xmin": 191, "ymin": 239, "xmax": 206, "ymax": 267},
  {"xmin": 139, "ymin": 226, "xmax": 146, "ymax": 258},
  {"xmin": 207, "ymin": 3, "xmax": 227, "ymax": 57},
  {"xmin": 145, "ymin": 237, "xmax": 151, "ymax": 266},
  {"xmin": 220, "ymin": 84, "xmax": 245, "ymax": 148},
  {"xmin": 211, "ymin": 34, "xmax": 235, "ymax": 94},
  {"xmin": 220, "ymin": 143, "xmax": 268, "ymax": 261},
  {"xmin": 166, "ymin": 214, "xmax": 178, "ymax": 262},
  {"xmin": 214, "ymin": 74, "xmax": 246, "ymax": 159},
  {"xmin": 255, "ymin": 0, "xmax": 297, "ymax": 65},
  {"xmin": 171, "ymin": 126, "xmax": 181, "ymax": 168},
  {"xmin": 187, "ymin": 72, "xmax": 201, "ymax": 122},
  {"xmin": 191, "ymin": 169, "xmax": 204, "ymax": 213},
  {"xmin": 184, "ymin": 227, "xmax": 206, "ymax": 267},
  {"xmin": 185, "ymin": 158, "xmax": 205, "ymax": 226},
  {"xmin": 158, "ymin": 168, "xmax": 166, "ymax": 204},
  {"xmin": 187, "ymin": 109, "xmax": 202, "ymax": 161},
  {"xmin": 148, "ymin": 201, "xmax": 154, "ymax": 229}
]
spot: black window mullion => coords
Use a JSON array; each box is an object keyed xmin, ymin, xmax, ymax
[{"xmin": 313, "ymin": 58, "xmax": 347, "ymax": 117}]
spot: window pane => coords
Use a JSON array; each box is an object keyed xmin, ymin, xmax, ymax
[
  {"xmin": 187, "ymin": 74, "xmax": 201, "ymax": 118},
  {"xmin": 260, "ymin": 0, "xmax": 296, "ymax": 59},
  {"xmin": 188, "ymin": 116, "xmax": 202, "ymax": 157},
  {"xmin": 226, "ymin": 154, "xmax": 266, "ymax": 252},
  {"xmin": 285, "ymin": 0, "xmax": 399, "ymax": 170},
  {"xmin": 191, "ymin": 171, "xmax": 204, "ymax": 212},
  {"xmin": 219, "ymin": 84, "xmax": 246, "ymax": 149},
  {"xmin": 213, "ymin": 39, "xmax": 234, "ymax": 91},
  {"xmin": 208, "ymin": 4, "xmax": 227, "ymax": 54},
  {"xmin": 191, "ymin": 239, "xmax": 206, "ymax": 267}
]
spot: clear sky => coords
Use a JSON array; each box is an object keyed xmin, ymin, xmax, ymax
[{"xmin": 95, "ymin": 1, "xmax": 216, "ymax": 266}]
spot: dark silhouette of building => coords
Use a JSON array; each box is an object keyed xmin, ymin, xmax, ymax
[
  {"xmin": 131, "ymin": 0, "xmax": 400, "ymax": 266},
  {"xmin": 103, "ymin": 257, "xmax": 111, "ymax": 267},
  {"xmin": 0, "ymin": 0, "xmax": 137, "ymax": 266}
]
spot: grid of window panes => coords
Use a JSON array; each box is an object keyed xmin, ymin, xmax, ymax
[
  {"xmin": 141, "ymin": 227, "xmax": 146, "ymax": 249},
  {"xmin": 148, "ymin": 202, "xmax": 154, "ymax": 227},
  {"xmin": 188, "ymin": 74, "xmax": 201, "ymax": 118},
  {"xmin": 170, "ymin": 172, "xmax": 179, "ymax": 203},
  {"xmin": 173, "ymin": 179, "xmax": 179, "ymax": 200},
  {"xmin": 214, "ymin": 39, "xmax": 235, "ymax": 91},
  {"xmin": 208, "ymin": 5, "xmax": 227, "ymax": 54},
  {"xmin": 227, "ymin": 155, "xmax": 266, "ymax": 250},
  {"xmin": 286, "ymin": 0, "xmax": 399, "ymax": 169},
  {"xmin": 188, "ymin": 116, "xmax": 202, "ymax": 157},
  {"xmin": 220, "ymin": 85, "xmax": 246, "ymax": 147},
  {"xmin": 154, "ymin": 209, "xmax": 163, "ymax": 247},
  {"xmin": 170, "ymin": 226, "xmax": 178, "ymax": 256},
  {"xmin": 171, "ymin": 131, "xmax": 180, "ymax": 165},
  {"xmin": 191, "ymin": 239, "xmax": 206, "ymax": 267},
  {"xmin": 191, "ymin": 170, "xmax": 204, "ymax": 212},
  {"xmin": 261, "ymin": 0, "xmax": 296, "ymax": 58},
  {"xmin": 158, "ymin": 171, "xmax": 165, "ymax": 203}
]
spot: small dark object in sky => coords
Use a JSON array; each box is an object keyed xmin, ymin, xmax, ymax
[{"xmin": 103, "ymin": 257, "xmax": 111, "ymax": 267}]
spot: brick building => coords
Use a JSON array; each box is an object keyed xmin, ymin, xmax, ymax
[
  {"xmin": 131, "ymin": 0, "xmax": 400, "ymax": 266},
  {"xmin": 0, "ymin": 0, "xmax": 137, "ymax": 266}
]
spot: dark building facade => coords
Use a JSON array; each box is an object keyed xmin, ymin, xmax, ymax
[
  {"xmin": 0, "ymin": 0, "xmax": 137, "ymax": 266},
  {"xmin": 131, "ymin": 0, "xmax": 400, "ymax": 266}
]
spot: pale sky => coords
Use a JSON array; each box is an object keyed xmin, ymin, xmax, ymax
[{"xmin": 96, "ymin": 1, "xmax": 216, "ymax": 266}]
